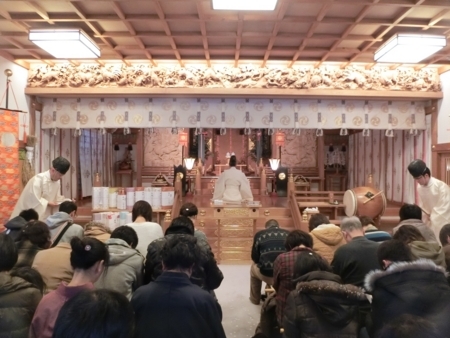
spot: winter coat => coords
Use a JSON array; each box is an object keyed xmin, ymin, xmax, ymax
[
  {"xmin": 3, "ymin": 216, "xmax": 27, "ymax": 242},
  {"xmin": 310, "ymin": 224, "xmax": 346, "ymax": 263},
  {"xmin": 365, "ymin": 259, "xmax": 450, "ymax": 337},
  {"xmin": 95, "ymin": 238, "xmax": 144, "ymax": 299},
  {"xmin": 32, "ymin": 243, "xmax": 73, "ymax": 293},
  {"xmin": 45, "ymin": 212, "xmax": 84, "ymax": 244},
  {"xmin": 84, "ymin": 225, "xmax": 111, "ymax": 242},
  {"xmin": 283, "ymin": 271, "xmax": 367, "ymax": 338},
  {"xmin": 15, "ymin": 240, "xmax": 44, "ymax": 268},
  {"xmin": 393, "ymin": 219, "xmax": 437, "ymax": 242},
  {"xmin": 144, "ymin": 234, "xmax": 223, "ymax": 291},
  {"xmin": 0, "ymin": 272, "xmax": 42, "ymax": 338},
  {"xmin": 409, "ymin": 240, "xmax": 446, "ymax": 268}
]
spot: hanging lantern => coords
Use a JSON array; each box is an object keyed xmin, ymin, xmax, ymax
[
  {"xmin": 275, "ymin": 131, "xmax": 285, "ymax": 147},
  {"xmin": 178, "ymin": 130, "xmax": 188, "ymax": 147}
]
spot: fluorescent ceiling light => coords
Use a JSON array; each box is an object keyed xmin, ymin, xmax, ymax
[
  {"xmin": 29, "ymin": 29, "xmax": 100, "ymax": 59},
  {"xmin": 212, "ymin": 0, "xmax": 277, "ymax": 11},
  {"xmin": 374, "ymin": 34, "xmax": 446, "ymax": 63}
]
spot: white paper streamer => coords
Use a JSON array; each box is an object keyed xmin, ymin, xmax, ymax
[{"xmin": 362, "ymin": 100, "xmax": 370, "ymax": 137}]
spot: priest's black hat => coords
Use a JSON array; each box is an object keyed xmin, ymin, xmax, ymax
[{"xmin": 407, "ymin": 159, "xmax": 427, "ymax": 178}]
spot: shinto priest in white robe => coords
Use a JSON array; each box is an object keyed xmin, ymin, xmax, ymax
[
  {"xmin": 418, "ymin": 177, "xmax": 450, "ymax": 241},
  {"xmin": 213, "ymin": 167, "xmax": 253, "ymax": 202},
  {"xmin": 10, "ymin": 170, "xmax": 71, "ymax": 221}
]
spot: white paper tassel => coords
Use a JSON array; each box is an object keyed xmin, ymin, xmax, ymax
[
  {"xmin": 385, "ymin": 124, "xmax": 394, "ymax": 137},
  {"xmin": 362, "ymin": 101, "xmax": 370, "ymax": 137},
  {"xmin": 52, "ymin": 120, "xmax": 57, "ymax": 136},
  {"xmin": 220, "ymin": 100, "xmax": 226, "ymax": 135},
  {"xmin": 410, "ymin": 122, "xmax": 418, "ymax": 136},
  {"xmin": 100, "ymin": 119, "xmax": 106, "ymax": 134},
  {"xmin": 74, "ymin": 120, "xmax": 81, "ymax": 137}
]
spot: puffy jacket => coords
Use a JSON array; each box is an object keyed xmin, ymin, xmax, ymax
[
  {"xmin": 95, "ymin": 238, "xmax": 144, "ymax": 299},
  {"xmin": 0, "ymin": 272, "xmax": 42, "ymax": 338},
  {"xmin": 310, "ymin": 224, "xmax": 346, "ymax": 263},
  {"xmin": 4, "ymin": 216, "xmax": 27, "ymax": 242},
  {"xmin": 144, "ymin": 234, "xmax": 223, "ymax": 291},
  {"xmin": 365, "ymin": 259, "xmax": 450, "ymax": 337},
  {"xmin": 283, "ymin": 271, "xmax": 367, "ymax": 338}
]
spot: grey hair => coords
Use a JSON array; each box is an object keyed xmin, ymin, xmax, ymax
[
  {"xmin": 265, "ymin": 219, "xmax": 279, "ymax": 229},
  {"xmin": 340, "ymin": 216, "xmax": 363, "ymax": 232}
]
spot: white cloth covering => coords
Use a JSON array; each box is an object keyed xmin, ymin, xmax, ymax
[
  {"xmin": 213, "ymin": 167, "xmax": 253, "ymax": 202},
  {"xmin": 417, "ymin": 177, "xmax": 450, "ymax": 241},
  {"xmin": 10, "ymin": 170, "xmax": 70, "ymax": 221}
]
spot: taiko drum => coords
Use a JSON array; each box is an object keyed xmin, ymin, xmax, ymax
[{"xmin": 343, "ymin": 186, "xmax": 386, "ymax": 219}]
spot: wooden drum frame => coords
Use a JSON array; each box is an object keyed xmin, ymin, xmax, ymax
[{"xmin": 343, "ymin": 186, "xmax": 387, "ymax": 219}]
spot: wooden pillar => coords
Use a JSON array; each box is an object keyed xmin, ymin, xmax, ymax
[
  {"xmin": 195, "ymin": 166, "xmax": 202, "ymax": 194},
  {"xmin": 175, "ymin": 172, "xmax": 182, "ymax": 195},
  {"xmin": 288, "ymin": 173, "xmax": 295, "ymax": 197},
  {"xmin": 429, "ymin": 100, "xmax": 439, "ymax": 176},
  {"xmin": 317, "ymin": 134, "xmax": 325, "ymax": 190},
  {"xmin": 136, "ymin": 129, "xmax": 143, "ymax": 186},
  {"xmin": 260, "ymin": 166, "xmax": 267, "ymax": 195}
]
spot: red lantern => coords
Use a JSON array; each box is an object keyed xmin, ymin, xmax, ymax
[
  {"xmin": 178, "ymin": 131, "xmax": 188, "ymax": 147},
  {"xmin": 275, "ymin": 132, "xmax": 285, "ymax": 147}
]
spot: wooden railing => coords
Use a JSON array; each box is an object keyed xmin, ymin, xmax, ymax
[
  {"xmin": 289, "ymin": 190, "xmax": 305, "ymax": 231},
  {"xmin": 294, "ymin": 190, "xmax": 345, "ymax": 202},
  {"xmin": 162, "ymin": 185, "xmax": 182, "ymax": 233}
]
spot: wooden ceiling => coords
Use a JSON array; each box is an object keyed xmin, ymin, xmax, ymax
[{"xmin": 1, "ymin": 0, "xmax": 450, "ymax": 70}]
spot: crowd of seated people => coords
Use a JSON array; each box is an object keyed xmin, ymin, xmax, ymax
[
  {"xmin": 2, "ymin": 199, "xmax": 450, "ymax": 338},
  {"xmin": 0, "ymin": 200, "xmax": 223, "ymax": 338},
  {"xmin": 254, "ymin": 209, "xmax": 450, "ymax": 338}
]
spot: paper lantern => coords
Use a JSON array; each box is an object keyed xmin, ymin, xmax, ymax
[
  {"xmin": 275, "ymin": 132, "xmax": 285, "ymax": 147},
  {"xmin": 178, "ymin": 131, "xmax": 188, "ymax": 147}
]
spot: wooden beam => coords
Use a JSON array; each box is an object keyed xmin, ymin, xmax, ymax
[
  {"xmin": 24, "ymin": 87, "xmax": 443, "ymax": 100},
  {"xmin": 438, "ymin": 65, "xmax": 450, "ymax": 74},
  {"xmin": 25, "ymin": 1, "xmax": 55, "ymax": 24},
  {"xmin": 0, "ymin": 50, "xmax": 30, "ymax": 69}
]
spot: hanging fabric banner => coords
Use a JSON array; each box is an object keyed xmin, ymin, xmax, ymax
[
  {"xmin": 39, "ymin": 97, "xmax": 427, "ymax": 130},
  {"xmin": 0, "ymin": 109, "xmax": 20, "ymax": 228}
]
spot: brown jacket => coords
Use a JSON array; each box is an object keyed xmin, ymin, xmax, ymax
[
  {"xmin": 84, "ymin": 226, "xmax": 111, "ymax": 242},
  {"xmin": 32, "ymin": 243, "xmax": 73, "ymax": 293},
  {"xmin": 310, "ymin": 224, "xmax": 346, "ymax": 263}
]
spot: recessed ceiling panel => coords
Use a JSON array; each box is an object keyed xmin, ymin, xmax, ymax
[
  {"xmin": 173, "ymin": 36, "xmax": 203, "ymax": 46},
  {"xmin": 168, "ymin": 21, "xmax": 201, "ymax": 33},
  {"xmin": 243, "ymin": 21, "xmax": 275, "ymax": 33},
  {"xmin": 140, "ymin": 36, "xmax": 173, "ymax": 47},
  {"xmin": 273, "ymin": 37, "xmax": 302, "ymax": 47},
  {"xmin": 97, "ymin": 21, "xmax": 129, "ymax": 32},
  {"xmin": 119, "ymin": 1, "xmax": 156, "ymax": 15},
  {"xmin": 206, "ymin": 21, "xmax": 238, "ymax": 33},
  {"xmin": 315, "ymin": 23, "xmax": 348, "ymax": 35},
  {"xmin": 326, "ymin": 4, "xmax": 366, "ymax": 18},
  {"xmin": 241, "ymin": 36, "xmax": 271, "ymax": 47},
  {"xmin": 285, "ymin": 3, "xmax": 323, "ymax": 17},
  {"xmin": 278, "ymin": 22, "xmax": 313, "ymax": 34},
  {"xmin": 160, "ymin": 1, "xmax": 198, "ymax": 15},
  {"xmin": 132, "ymin": 21, "xmax": 167, "ymax": 32},
  {"xmin": 365, "ymin": 5, "xmax": 401, "ymax": 20},
  {"xmin": 207, "ymin": 37, "xmax": 236, "ymax": 47}
]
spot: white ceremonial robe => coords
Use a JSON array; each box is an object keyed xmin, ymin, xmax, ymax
[
  {"xmin": 417, "ymin": 177, "xmax": 450, "ymax": 241},
  {"xmin": 10, "ymin": 170, "xmax": 70, "ymax": 221},
  {"xmin": 213, "ymin": 167, "xmax": 253, "ymax": 202}
]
